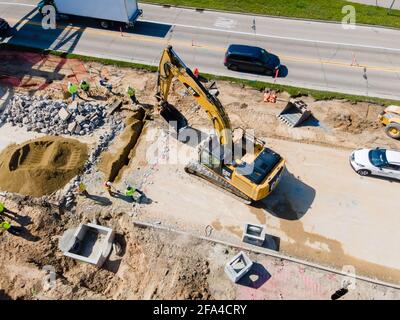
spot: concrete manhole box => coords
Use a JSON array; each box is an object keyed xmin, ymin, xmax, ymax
[
  {"xmin": 242, "ymin": 223, "xmax": 265, "ymax": 247},
  {"xmin": 59, "ymin": 223, "xmax": 115, "ymax": 267},
  {"xmin": 225, "ymin": 251, "xmax": 253, "ymax": 283}
]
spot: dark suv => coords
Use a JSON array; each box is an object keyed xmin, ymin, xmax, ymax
[
  {"xmin": 224, "ymin": 44, "xmax": 280, "ymax": 76},
  {"xmin": 0, "ymin": 18, "xmax": 11, "ymax": 37}
]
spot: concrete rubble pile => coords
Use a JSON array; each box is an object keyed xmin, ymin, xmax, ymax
[{"xmin": 0, "ymin": 95, "xmax": 107, "ymax": 136}]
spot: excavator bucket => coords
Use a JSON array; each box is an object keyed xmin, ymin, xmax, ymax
[{"xmin": 277, "ymin": 99, "xmax": 312, "ymax": 127}]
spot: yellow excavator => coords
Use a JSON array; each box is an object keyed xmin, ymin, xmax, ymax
[{"xmin": 156, "ymin": 46, "xmax": 285, "ymax": 203}]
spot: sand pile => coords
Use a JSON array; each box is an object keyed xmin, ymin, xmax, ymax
[{"xmin": 0, "ymin": 136, "xmax": 88, "ymax": 196}]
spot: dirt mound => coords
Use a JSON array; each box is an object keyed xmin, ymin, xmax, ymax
[
  {"xmin": 0, "ymin": 136, "xmax": 88, "ymax": 196},
  {"xmin": 331, "ymin": 112, "xmax": 380, "ymax": 134}
]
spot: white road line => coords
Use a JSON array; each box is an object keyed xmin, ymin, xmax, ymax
[
  {"xmin": 0, "ymin": 2, "xmax": 35, "ymax": 6},
  {"xmin": 3, "ymin": 1, "xmax": 400, "ymax": 52}
]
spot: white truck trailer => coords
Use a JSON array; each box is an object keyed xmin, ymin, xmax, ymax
[{"xmin": 38, "ymin": 0, "xmax": 142, "ymax": 29}]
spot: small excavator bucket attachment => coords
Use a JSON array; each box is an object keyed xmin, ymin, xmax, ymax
[{"xmin": 277, "ymin": 99, "xmax": 312, "ymax": 127}]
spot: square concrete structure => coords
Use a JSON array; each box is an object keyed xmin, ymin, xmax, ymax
[
  {"xmin": 242, "ymin": 223, "xmax": 265, "ymax": 247},
  {"xmin": 225, "ymin": 251, "xmax": 253, "ymax": 283},
  {"xmin": 62, "ymin": 223, "xmax": 115, "ymax": 267}
]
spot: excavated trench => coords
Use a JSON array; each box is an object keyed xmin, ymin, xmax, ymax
[{"xmin": 100, "ymin": 108, "xmax": 146, "ymax": 182}]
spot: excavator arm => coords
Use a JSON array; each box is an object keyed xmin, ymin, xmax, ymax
[{"xmin": 156, "ymin": 45, "xmax": 232, "ymax": 147}]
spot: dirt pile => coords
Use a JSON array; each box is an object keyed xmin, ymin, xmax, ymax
[
  {"xmin": 100, "ymin": 108, "xmax": 146, "ymax": 182},
  {"xmin": 331, "ymin": 112, "xmax": 380, "ymax": 134},
  {"xmin": 0, "ymin": 136, "xmax": 88, "ymax": 196}
]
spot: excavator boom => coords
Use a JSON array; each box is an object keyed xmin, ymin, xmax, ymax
[{"xmin": 156, "ymin": 46, "xmax": 232, "ymax": 147}]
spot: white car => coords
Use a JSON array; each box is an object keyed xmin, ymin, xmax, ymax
[{"xmin": 350, "ymin": 148, "xmax": 400, "ymax": 180}]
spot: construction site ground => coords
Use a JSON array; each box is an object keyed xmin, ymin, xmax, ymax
[{"xmin": 0, "ymin": 49, "xmax": 399, "ymax": 299}]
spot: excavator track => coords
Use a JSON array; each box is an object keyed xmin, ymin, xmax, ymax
[{"xmin": 184, "ymin": 161, "xmax": 252, "ymax": 205}]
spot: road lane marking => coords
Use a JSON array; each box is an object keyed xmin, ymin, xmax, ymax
[
  {"xmin": 5, "ymin": 17, "xmax": 400, "ymax": 74},
  {"xmin": 0, "ymin": 2, "xmax": 35, "ymax": 6},
  {"xmin": 214, "ymin": 17, "xmax": 237, "ymax": 29},
  {"xmin": 3, "ymin": 1, "xmax": 400, "ymax": 52}
]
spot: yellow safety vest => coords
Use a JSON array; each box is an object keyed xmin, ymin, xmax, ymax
[
  {"xmin": 80, "ymin": 82, "xmax": 90, "ymax": 91},
  {"xmin": 125, "ymin": 188, "xmax": 135, "ymax": 197},
  {"xmin": 68, "ymin": 84, "xmax": 78, "ymax": 94},
  {"xmin": 0, "ymin": 221, "xmax": 11, "ymax": 230},
  {"xmin": 0, "ymin": 202, "xmax": 4, "ymax": 213},
  {"xmin": 127, "ymin": 87, "xmax": 135, "ymax": 96}
]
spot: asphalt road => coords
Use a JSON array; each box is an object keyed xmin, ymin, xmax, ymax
[{"xmin": 1, "ymin": 0, "xmax": 400, "ymax": 99}]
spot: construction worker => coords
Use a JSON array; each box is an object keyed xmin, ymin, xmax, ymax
[
  {"xmin": 263, "ymin": 90, "xmax": 277, "ymax": 103},
  {"xmin": 0, "ymin": 201, "xmax": 5, "ymax": 214},
  {"xmin": 127, "ymin": 86, "xmax": 138, "ymax": 104},
  {"xmin": 125, "ymin": 185, "xmax": 143, "ymax": 203},
  {"xmin": 104, "ymin": 181, "xmax": 114, "ymax": 196},
  {"xmin": 80, "ymin": 79, "xmax": 90, "ymax": 96},
  {"xmin": 76, "ymin": 182, "xmax": 89, "ymax": 197},
  {"xmin": 0, "ymin": 217, "xmax": 22, "ymax": 235},
  {"xmin": 0, "ymin": 219, "xmax": 11, "ymax": 231},
  {"xmin": 68, "ymin": 82, "xmax": 78, "ymax": 101},
  {"xmin": 99, "ymin": 78, "xmax": 113, "ymax": 93}
]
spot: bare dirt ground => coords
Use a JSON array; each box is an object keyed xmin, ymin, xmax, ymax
[
  {"xmin": 1, "ymin": 49, "xmax": 400, "ymax": 299},
  {"xmin": 1, "ymin": 195, "xmax": 399, "ymax": 300}
]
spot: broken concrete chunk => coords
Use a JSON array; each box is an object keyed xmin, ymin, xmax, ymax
[
  {"xmin": 67, "ymin": 121, "xmax": 77, "ymax": 133},
  {"xmin": 68, "ymin": 101, "xmax": 78, "ymax": 112},
  {"xmin": 75, "ymin": 115, "xmax": 86, "ymax": 125},
  {"xmin": 74, "ymin": 123, "xmax": 82, "ymax": 134},
  {"xmin": 58, "ymin": 107, "xmax": 71, "ymax": 122}
]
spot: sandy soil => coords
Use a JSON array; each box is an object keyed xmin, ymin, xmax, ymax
[{"xmin": 0, "ymin": 136, "xmax": 88, "ymax": 196}]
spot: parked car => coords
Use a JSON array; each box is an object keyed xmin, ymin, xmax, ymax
[
  {"xmin": 224, "ymin": 44, "xmax": 280, "ymax": 76},
  {"xmin": 0, "ymin": 18, "xmax": 11, "ymax": 37},
  {"xmin": 350, "ymin": 148, "xmax": 400, "ymax": 180}
]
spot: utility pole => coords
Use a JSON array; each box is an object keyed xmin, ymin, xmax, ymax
[{"xmin": 389, "ymin": 0, "xmax": 397, "ymax": 13}]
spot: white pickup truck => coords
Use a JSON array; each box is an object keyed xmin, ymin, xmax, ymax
[{"xmin": 37, "ymin": 0, "xmax": 143, "ymax": 29}]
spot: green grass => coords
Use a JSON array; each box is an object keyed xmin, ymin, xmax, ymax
[
  {"xmin": 142, "ymin": 0, "xmax": 400, "ymax": 29},
  {"xmin": 2, "ymin": 43, "xmax": 399, "ymax": 106}
]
